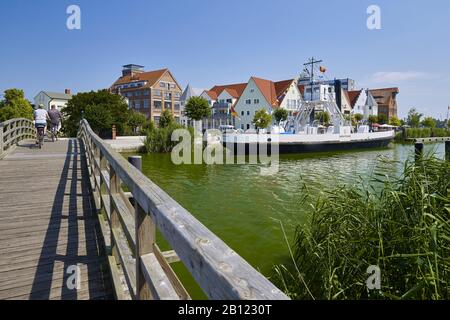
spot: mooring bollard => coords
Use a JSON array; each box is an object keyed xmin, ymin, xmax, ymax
[
  {"xmin": 111, "ymin": 124, "xmax": 117, "ymax": 140},
  {"xmin": 415, "ymin": 142, "xmax": 424, "ymax": 162},
  {"xmin": 445, "ymin": 140, "xmax": 450, "ymax": 162},
  {"xmin": 128, "ymin": 155, "xmax": 142, "ymax": 172}
]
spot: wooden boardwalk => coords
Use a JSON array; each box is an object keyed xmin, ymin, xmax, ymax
[{"xmin": 0, "ymin": 138, "xmax": 112, "ymax": 300}]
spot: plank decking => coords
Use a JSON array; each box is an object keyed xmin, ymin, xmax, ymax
[{"xmin": 0, "ymin": 138, "xmax": 112, "ymax": 300}]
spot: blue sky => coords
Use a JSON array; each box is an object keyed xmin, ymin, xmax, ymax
[{"xmin": 0, "ymin": 0, "xmax": 449, "ymax": 119}]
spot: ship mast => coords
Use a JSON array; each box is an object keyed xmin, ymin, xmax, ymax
[{"xmin": 303, "ymin": 57, "xmax": 322, "ymax": 101}]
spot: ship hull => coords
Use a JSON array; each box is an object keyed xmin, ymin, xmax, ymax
[{"xmin": 222, "ymin": 131, "xmax": 395, "ymax": 155}]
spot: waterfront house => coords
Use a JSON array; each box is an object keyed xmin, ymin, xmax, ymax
[
  {"xmin": 349, "ymin": 89, "xmax": 378, "ymax": 121},
  {"xmin": 368, "ymin": 87, "xmax": 399, "ymax": 120},
  {"xmin": 234, "ymin": 77, "xmax": 302, "ymax": 130},
  {"xmin": 34, "ymin": 89, "xmax": 72, "ymax": 111},
  {"xmin": 110, "ymin": 65, "xmax": 183, "ymax": 125}
]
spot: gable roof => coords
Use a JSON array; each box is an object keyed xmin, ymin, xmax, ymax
[
  {"xmin": 209, "ymin": 83, "xmax": 247, "ymax": 99},
  {"xmin": 201, "ymin": 90, "xmax": 218, "ymax": 100},
  {"xmin": 251, "ymin": 77, "xmax": 278, "ymax": 107},
  {"xmin": 274, "ymin": 79, "xmax": 294, "ymax": 97},
  {"xmin": 41, "ymin": 91, "xmax": 72, "ymax": 100},
  {"xmin": 347, "ymin": 90, "xmax": 362, "ymax": 108},
  {"xmin": 365, "ymin": 91, "xmax": 378, "ymax": 107},
  {"xmin": 112, "ymin": 68, "xmax": 168, "ymax": 87}
]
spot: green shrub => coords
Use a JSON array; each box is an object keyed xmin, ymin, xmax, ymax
[
  {"xmin": 143, "ymin": 123, "xmax": 193, "ymax": 153},
  {"xmin": 275, "ymin": 157, "xmax": 450, "ymax": 300}
]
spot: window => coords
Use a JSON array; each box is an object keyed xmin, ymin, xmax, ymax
[
  {"xmin": 247, "ymin": 111, "xmax": 250, "ymax": 116},
  {"xmin": 154, "ymin": 100, "xmax": 162, "ymax": 109},
  {"xmin": 254, "ymin": 99, "xmax": 259, "ymax": 104},
  {"xmin": 246, "ymin": 99, "xmax": 251, "ymax": 105},
  {"xmin": 164, "ymin": 101, "xmax": 172, "ymax": 110},
  {"xmin": 154, "ymin": 116, "xmax": 160, "ymax": 124},
  {"xmin": 165, "ymin": 92, "xmax": 172, "ymax": 100},
  {"xmin": 170, "ymin": 83, "xmax": 176, "ymax": 89},
  {"xmin": 159, "ymin": 82, "xmax": 165, "ymax": 88},
  {"xmin": 143, "ymin": 100, "xmax": 149, "ymax": 108},
  {"xmin": 241, "ymin": 111, "xmax": 244, "ymax": 116},
  {"xmin": 226, "ymin": 99, "xmax": 232, "ymax": 103},
  {"xmin": 247, "ymin": 124, "xmax": 250, "ymax": 130},
  {"xmin": 328, "ymin": 87, "xmax": 332, "ymax": 93},
  {"xmin": 135, "ymin": 101, "xmax": 141, "ymax": 109},
  {"xmin": 220, "ymin": 99, "xmax": 225, "ymax": 103},
  {"xmin": 153, "ymin": 89, "xmax": 162, "ymax": 97},
  {"xmin": 241, "ymin": 124, "xmax": 244, "ymax": 130},
  {"xmin": 143, "ymin": 90, "xmax": 150, "ymax": 96},
  {"xmin": 174, "ymin": 103, "xmax": 180, "ymax": 111},
  {"xmin": 135, "ymin": 91, "xmax": 142, "ymax": 97}
]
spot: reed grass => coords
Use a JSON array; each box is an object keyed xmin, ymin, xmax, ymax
[{"xmin": 274, "ymin": 156, "xmax": 450, "ymax": 300}]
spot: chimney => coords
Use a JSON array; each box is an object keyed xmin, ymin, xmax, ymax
[{"xmin": 65, "ymin": 89, "xmax": 71, "ymax": 95}]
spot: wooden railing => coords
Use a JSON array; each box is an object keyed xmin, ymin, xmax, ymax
[
  {"xmin": 0, "ymin": 118, "xmax": 36, "ymax": 159},
  {"xmin": 77, "ymin": 119, "xmax": 289, "ymax": 300}
]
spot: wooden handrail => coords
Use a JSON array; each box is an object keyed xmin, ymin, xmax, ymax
[
  {"xmin": 77, "ymin": 119, "xmax": 289, "ymax": 300},
  {"xmin": 0, "ymin": 118, "xmax": 36, "ymax": 159}
]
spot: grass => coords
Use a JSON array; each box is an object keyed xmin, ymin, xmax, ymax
[{"xmin": 273, "ymin": 155, "xmax": 450, "ymax": 300}]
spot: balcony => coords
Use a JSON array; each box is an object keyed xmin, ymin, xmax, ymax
[{"xmin": 213, "ymin": 102, "xmax": 232, "ymax": 112}]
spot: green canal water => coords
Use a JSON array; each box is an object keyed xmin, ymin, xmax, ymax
[{"xmin": 124, "ymin": 142, "xmax": 445, "ymax": 299}]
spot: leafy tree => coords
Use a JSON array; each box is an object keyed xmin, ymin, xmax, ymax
[
  {"xmin": 159, "ymin": 109, "xmax": 174, "ymax": 128},
  {"xmin": 407, "ymin": 108, "xmax": 422, "ymax": 128},
  {"xmin": 315, "ymin": 111, "xmax": 331, "ymax": 125},
  {"xmin": 128, "ymin": 110, "xmax": 147, "ymax": 134},
  {"xmin": 389, "ymin": 116, "xmax": 401, "ymax": 127},
  {"xmin": 421, "ymin": 116, "xmax": 436, "ymax": 128},
  {"xmin": 184, "ymin": 96, "xmax": 211, "ymax": 121},
  {"xmin": 62, "ymin": 90, "xmax": 129, "ymax": 137},
  {"xmin": 0, "ymin": 89, "xmax": 33, "ymax": 121},
  {"xmin": 447, "ymin": 119, "xmax": 450, "ymax": 128},
  {"xmin": 353, "ymin": 113, "xmax": 363, "ymax": 122},
  {"xmin": 252, "ymin": 109, "xmax": 272, "ymax": 129},
  {"xmin": 377, "ymin": 114, "xmax": 388, "ymax": 125},
  {"xmin": 368, "ymin": 115, "xmax": 378, "ymax": 125},
  {"xmin": 273, "ymin": 108, "xmax": 288, "ymax": 124}
]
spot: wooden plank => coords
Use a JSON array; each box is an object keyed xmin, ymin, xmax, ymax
[
  {"xmin": 107, "ymin": 255, "xmax": 131, "ymax": 300},
  {"xmin": 140, "ymin": 253, "xmax": 180, "ymax": 300},
  {"xmin": 111, "ymin": 227, "xmax": 136, "ymax": 297}
]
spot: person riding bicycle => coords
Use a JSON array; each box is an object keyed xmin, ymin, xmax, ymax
[
  {"xmin": 33, "ymin": 104, "xmax": 49, "ymax": 143},
  {"xmin": 47, "ymin": 105, "xmax": 63, "ymax": 140}
]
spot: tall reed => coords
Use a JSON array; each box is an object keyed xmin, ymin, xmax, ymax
[{"xmin": 274, "ymin": 156, "xmax": 450, "ymax": 300}]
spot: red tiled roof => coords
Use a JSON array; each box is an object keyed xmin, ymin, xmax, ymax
[
  {"xmin": 347, "ymin": 90, "xmax": 362, "ymax": 108},
  {"xmin": 202, "ymin": 90, "xmax": 218, "ymax": 100},
  {"xmin": 274, "ymin": 79, "xmax": 295, "ymax": 105},
  {"xmin": 209, "ymin": 83, "xmax": 247, "ymax": 99},
  {"xmin": 112, "ymin": 68, "xmax": 168, "ymax": 87},
  {"xmin": 252, "ymin": 77, "xmax": 278, "ymax": 107},
  {"xmin": 297, "ymin": 85, "xmax": 305, "ymax": 97}
]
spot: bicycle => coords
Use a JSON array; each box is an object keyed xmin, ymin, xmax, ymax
[{"xmin": 36, "ymin": 123, "xmax": 46, "ymax": 149}]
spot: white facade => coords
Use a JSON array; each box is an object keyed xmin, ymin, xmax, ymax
[
  {"xmin": 34, "ymin": 91, "xmax": 72, "ymax": 111},
  {"xmin": 352, "ymin": 89, "xmax": 378, "ymax": 120},
  {"xmin": 278, "ymin": 82, "xmax": 302, "ymax": 116},
  {"xmin": 234, "ymin": 78, "xmax": 272, "ymax": 130}
]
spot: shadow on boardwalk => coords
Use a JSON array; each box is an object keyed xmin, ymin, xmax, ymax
[{"xmin": 28, "ymin": 139, "xmax": 111, "ymax": 299}]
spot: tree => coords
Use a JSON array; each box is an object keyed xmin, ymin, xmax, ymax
[
  {"xmin": 389, "ymin": 116, "xmax": 401, "ymax": 127},
  {"xmin": 127, "ymin": 110, "xmax": 147, "ymax": 133},
  {"xmin": 252, "ymin": 109, "xmax": 272, "ymax": 130},
  {"xmin": 62, "ymin": 90, "xmax": 130, "ymax": 137},
  {"xmin": 159, "ymin": 109, "xmax": 174, "ymax": 128},
  {"xmin": 0, "ymin": 89, "xmax": 33, "ymax": 122},
  {"xmin": 368, "ymin": 115, "xmax": 378, "ymax": 125},
  {"xmin": 353, "ymin": 113, "xmax": 363, "ymax": 123},
  {"xmin": 421, "ymin": 116, "xmax": 436, "ymax": 128},
  {"xmin": 447, "ymin": 119, "xmax": 450, "ymax": 128},
  {"xmin": 184, "ymin": 96, "xmax": 211, "ymax": 121},
  {"xmin": 407, "ymin": 108, "xmax": 422, "ymax": 128},
  {"xmin": 273, "ymin": 108, "xmax": 288, "ymax": 124},
  {"xmin": 377, "ymin": 113, "xmax": 388, "ymax": 125},
  {"xmin": 315, "ymin": 111, "xmax": 331, "ymax": 125}
]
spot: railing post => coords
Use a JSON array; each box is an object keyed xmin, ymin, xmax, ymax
[
  {"xmin": 130, "ymin": 156, "xmax": 154, "ymax": 300},
  {"xmin": 445, "ymin": 140, "xmax": 450, "ymax": 162},
  {"xmin": 109, "ymin": 164, "xmax": 121, "ymax": 260},
  {"xmin": 415, "ymin": 141, "xmax": 423, "ymax": 163},
  {"xmin": 0, "ymin": 123, "xmax": 4, "ymax": 155}
]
